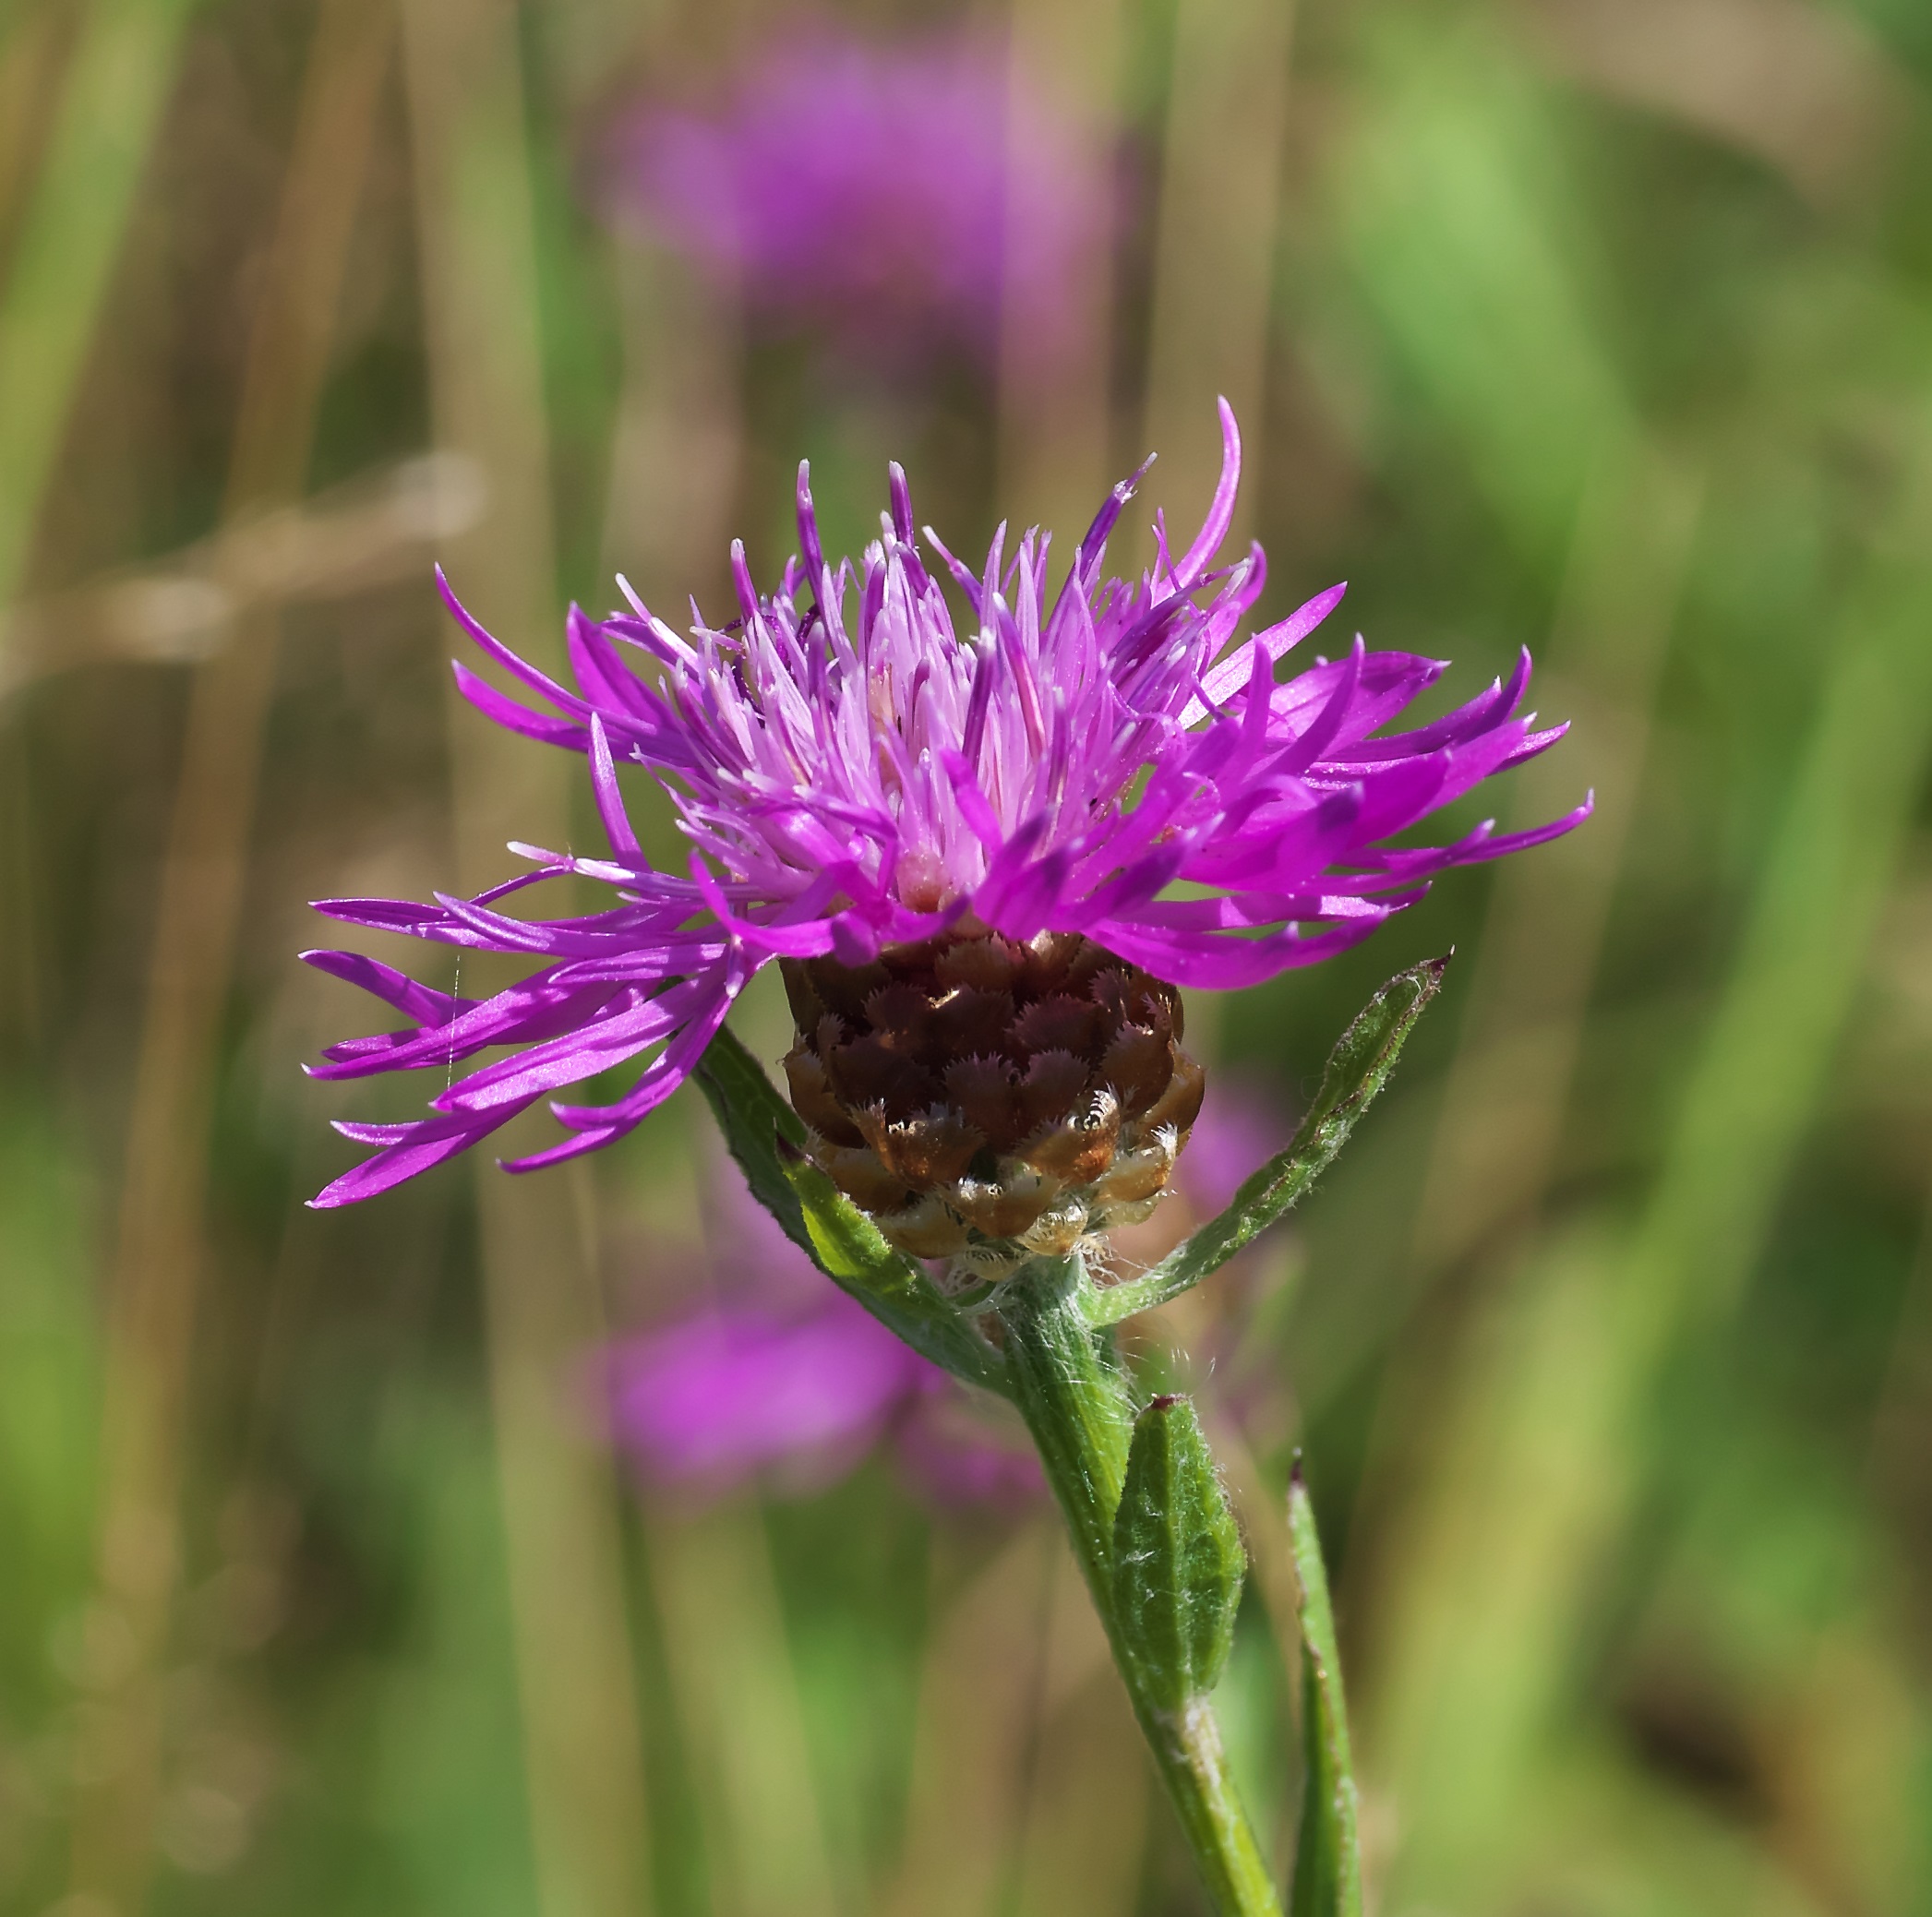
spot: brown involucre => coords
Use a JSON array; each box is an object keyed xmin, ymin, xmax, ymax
[{"xmin": 780, "ymin": 929, "xmax": 1204, "ymax": 1271}]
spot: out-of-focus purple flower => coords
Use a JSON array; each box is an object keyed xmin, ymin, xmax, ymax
[
  {"xmin": 608, "ymin": 29, "xmax": 1105, "ymax": 370},
  {"xmin": 607, "ymin": 1297, "xmax": 941, "ymax": 1484},
  {"xmin": 304, "ymin": 405, "xmax": 1587, "ymax": 1205},
  {"xmin": 606, "ymin": 1148, "xmax": 1038, "ymax": 1502}
]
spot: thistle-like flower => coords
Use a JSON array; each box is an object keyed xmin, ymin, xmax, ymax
[{"xmin": 306, "ymin": 404, "xmax": 1585, "ymax": 1225}]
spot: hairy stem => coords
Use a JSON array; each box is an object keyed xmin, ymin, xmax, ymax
[{"xmin": 997, "ymin": 1255, "xmax": 1282, "ymax": 1917}]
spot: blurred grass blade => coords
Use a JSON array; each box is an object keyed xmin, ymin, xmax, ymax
[
  {"xmin": 1326, "ymin": 9, "xmax": 1667, "ymax": 1288},
  {"xmin": 1140, "ymin": 0, "xmax": 1294, "ymax": 560},
  {"xmin": 1, "ymin": 450, "xmax": 488, "ymax": 699},
  {"xmin": 1622, "ymin": 488, "xmax": 1932, "ymax": 1359},
  {"xmin": 1013, "ymin": 1542, "xmax": 1151, "ymax": 1917},
  {"xmin": 997, "ymin": 0, "xmax": 1124, "ymax": 542},
  {"xmin": 0, "ymin": 0, "xmax": 199, "ymax": 617},
  {"xmin": 694, "ymin": 1026, "xmax": 1009, "ymax": 1393},
  {"xmin": 1111, "ymin": 1394, "xmax": 1245, "ymax": 1712},
  {"xmin": 1350, "ymin": 1227, "xmax": 1620, "ymax": 1905},
  {"xmin": 1088, "ymin": 958, "xmax": 1448, "ymax": 1326},
  {"xmin": 601, "ymin": 237, "xmax": 740, "ymax": 605},
  {"xmin": 399, "ymin": 0, "xmax": 652, "ymax": 1910},
  {"xmin": 643, "ymin": 1494, "xmax": 840, "ymax": 1917},
  {"xmin": 1333, "ymin": 19, "xmax": 1631, "ymax": 562},
  {"xmin": 1288, "ymin": 1467, "xmax": 1362, "ymax": 1917},
  {"xmin": 885, "ymin": 1524, "xmax": 1058, "ymax": 1917},
  {"xmin": 0, "ymin": 1108, "xmax": 101, "ymax": 1768},
  {"xmin": 1362, "ymin": 411, "xmax": 1932, "ymax": 1915},
  {"xmin": 66, "ymin": 2, "xmax": 387, "ymax": 1906},
  {"xmin": 0, "ymin": 4, "xmax": 72, "ymax": 239},
  {"xmin": 1406, "ymin": 449, "xmax": 1698, "ymax": 1283}
]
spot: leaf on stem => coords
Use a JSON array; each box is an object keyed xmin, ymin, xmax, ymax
[
  {"xmin": 694, "ymin": 1024, "xmax": 1009, "ymax": 1395},
  {"xmin": 1288, "ymin": 1462, "xmax": 1362, "ymax": 1917},
  {"xmin": 1111, "ymin": 1395, "xmax": 1246, "ymax": 1714},
  {"xmin": 1086, "ymin": 955, "xmax": 1450, "ymax": 1327}
]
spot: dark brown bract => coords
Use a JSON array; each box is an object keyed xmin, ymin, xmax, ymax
[{"xmin": 780, "ymin": 931, "xmax": 1205, "ymax": 1271}]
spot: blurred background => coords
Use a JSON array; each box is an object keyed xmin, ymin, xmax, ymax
[{"xmin": 3, "ymin": 0, "xmax": 1931, "ymax": 1911}]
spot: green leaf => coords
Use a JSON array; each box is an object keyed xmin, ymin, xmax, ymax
[
  {"xmin": 1288, "ymin": 1464, "xmax": 1362, "ymax": 1917},
  {"xmin": 1110, "ymin": 1396, "xmax": 1247, "ymax": 1714},
  {"xmin": 1086, "ymin": 955, "xmax": 1450, "ymax": 1327},
  {"xmin": 693, "ymin": 1025, "xmax": 1010, "ymax": 1396}
]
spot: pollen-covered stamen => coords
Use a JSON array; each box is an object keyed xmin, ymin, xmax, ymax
[{"xmin": 780, "ymin": 929, "xmax": 1205, "ymax": 1275}]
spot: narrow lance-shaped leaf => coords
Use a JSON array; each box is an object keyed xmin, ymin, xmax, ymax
[
  {"xmin": 1086, "ymin": 955, "xmax": 1449, "ymax": 1327},
  {"xmin": 1289, "ymin": 1462, "xmax": 1362, "ymax": 1917},
  {"xmin": 694, "ymin": 1024, "xmax": 1010, "ymax": 1395},
  {"xmin": 1111, "ymin": 1395, "xmax": 1247, "ymax": 1714}
]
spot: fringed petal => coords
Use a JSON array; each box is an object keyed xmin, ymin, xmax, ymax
[{"xmin": 310, "ymin": 1096, "xmax": 542, "ymax": 1208}]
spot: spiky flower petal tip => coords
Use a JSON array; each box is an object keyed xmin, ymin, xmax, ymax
[{"xmin": 305, "ymin": 401, "xmax": 1589, "ymax": 1211}]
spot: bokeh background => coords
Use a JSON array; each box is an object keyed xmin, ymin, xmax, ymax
[{"xmin": 4, "ymin": 0, "xmax": 1932, "ymax": 1911}]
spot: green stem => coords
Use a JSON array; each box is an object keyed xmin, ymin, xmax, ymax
[{"xmin": 998, "ymin": 1255, "xmax": 1283, "ymax": 1917}]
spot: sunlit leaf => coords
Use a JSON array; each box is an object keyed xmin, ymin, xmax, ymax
[
  {"xmin": 1289, "ymin": 1464, "xmax": 1362, "ymax": 1917},
  {"xmin": 1111, "ymin": 1394, "xmax": 1246, "ymax": 1713}
]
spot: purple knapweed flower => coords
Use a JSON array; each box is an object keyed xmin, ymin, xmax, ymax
[
  {"xmin": 304, "ymin": 403, "xmax": 1586, "ymax": 1208},
  {"xmin": 608, "ymin": 28, "xmax": 1106, "ymax": 369},
  {"xmin": 606, "ymin": 1144, "xmax": 1038, "ymax": 1502}
]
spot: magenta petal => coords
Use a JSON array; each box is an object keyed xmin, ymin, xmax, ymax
[
  {"xmin": 1183, "ymin": 579, "xmax": 1348, "ymax": 723},
  {"xmin": 587, "ymin": 714, "xmax": 644, "ymax": 862},
  {"xmin": 435, "ymin": 974, "xmax": 716, "ymax": 1115},
  {"xmin": 310, "ymin": 1096, "xmax": 542, "ymax": 1208},
  {"xmin": 303, "ymin": 949, "xmax": 472, "ymax": 1027},
  {"xmin": 452, "ymin": 661, "xmax": 593, "ymax": 754},
  {"xmin": 438, "ymin": 569, "xmax": 592, "ymax": 726},
  {"xmin": 315, "ymin": 976, "xmax": 624, "ymax": 1081},
  {"xmin": 1168, "ymin": 398, "xmax": 1242, "ymax": 591}
]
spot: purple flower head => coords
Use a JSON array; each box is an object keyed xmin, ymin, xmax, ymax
[
  {"xmin": 606, "ymin": 1144, "xmax": 1038, "ymax": 1502},
  {"xmin": 609, "ymin": 28, "xmax": 1105, "ymax": 368},
  {"xmin": 305, "ymin": 404, "xmax": 1588, "ymax": 1206}
]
